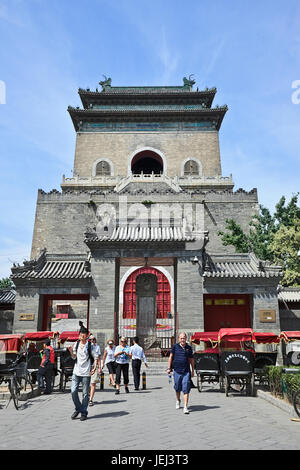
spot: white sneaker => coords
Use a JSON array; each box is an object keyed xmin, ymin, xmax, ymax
[
  {"xmin": 183, "ymin": 406, "xmax": 189, "ymax": 414},
  {"xmin": 176, "ymin": 400, "xmax": 181, "ymax": 409}
]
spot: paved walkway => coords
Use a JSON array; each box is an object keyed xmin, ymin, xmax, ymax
[{"xmin": 0, "ymin": 376, "xmax": 299, "ymax": 450}]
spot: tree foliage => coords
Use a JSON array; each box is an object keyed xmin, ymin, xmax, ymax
[
  {"xmin": 218, "ymin": 194, "xmax": 300, "ymax": 286},
  {"xmin": 0, "ymin": 277, "xmax": 14, "ymax": 289}
]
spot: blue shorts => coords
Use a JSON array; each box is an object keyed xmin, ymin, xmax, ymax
[{"xmin": 173, "ymin": 370, "xmax": 191, "ymax": 394}]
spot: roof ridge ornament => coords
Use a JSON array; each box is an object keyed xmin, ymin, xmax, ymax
[
  {"xmin": 99, "ymin": 75, "xmax": 112, "ymax": 91},
  {"xmin": 183, "ymin": 75, "xmax": 196, "ymax": 88}
]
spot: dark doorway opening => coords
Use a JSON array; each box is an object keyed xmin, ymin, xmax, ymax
[
  {"xmin": 41, "ymin": 294, "xmax": 90, "ymax": 331},
  {"xmin": 131, "ymin": 150, "xmax": 163, "ymax": 175}
]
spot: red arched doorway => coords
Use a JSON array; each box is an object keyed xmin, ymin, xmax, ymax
[{"xmin": 123, "ymin": 267, "xmax": 171, "ymax": 319}]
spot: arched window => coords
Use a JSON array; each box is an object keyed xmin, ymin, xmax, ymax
[
  {"xmin": 95, "ymin": 160, "xmax": 111, "ymax": 176},
  {"xmin": 184, "ymin": 159, "xmax": 199, "ymax": 176}
]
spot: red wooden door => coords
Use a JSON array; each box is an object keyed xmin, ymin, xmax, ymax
[
  {"xmin": 204, "ymin": 294, "xmax": 251, "ymax": 348},
  {"xmin": 123, "ymin": 267, "xmax": 171, "ymax": 319}
]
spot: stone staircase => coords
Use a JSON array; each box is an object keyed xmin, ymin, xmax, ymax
[{"xmin": 139, "ymin": 360, "xmax": 169, "ymax": 376}]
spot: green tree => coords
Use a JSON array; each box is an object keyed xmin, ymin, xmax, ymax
[
  {"xmin": 269, "ymin": 217, "xmax": 300, "ymax": 287},
  {"xmin": 218, "ymin": 194, "xmax": 300, "ymax": 286},
  {"xmin": 0, "ymin": 277, "xmax": 13, "ymax": 289}
]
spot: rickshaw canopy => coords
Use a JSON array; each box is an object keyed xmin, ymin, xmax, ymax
[
  {"xmin": 218, "ymin": 328, "xmax": 253, "ymax": 343},
  {"xmin": 24, "ymin": 331, "xmax": 58, "ymax": 342},
  {"xmin": 59, "ymin": 331, "xmax": 80, "ymax": 343},
  {"xmin": 0, "ymin": 334, "xmax": 25, "ymax": 353},
  {"xmin": 191, "ymin": 331, "xmax": 219, "ymax": 345},
  {"xmin": 252, "ymin": 332, "xmax": 281, "ymax": 344},
  {"xmin": 280, "ymin": 331, "xmax": 300, "ymax": 342}
]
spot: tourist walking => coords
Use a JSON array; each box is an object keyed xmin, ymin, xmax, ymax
[
  {"xmin": 130, "ymin": 336, "xmax": 148, "ymax": 390},
  {"xmin": 68, "ymin": 323, "xmax": 98, "ymax": 421},
  {"xmin": 167, "ymin": 332, "xmax": 194, "ymax": 414},
  {"xmin": 89, "ymin": 335, "xmax": 102, "ymax": 406},
  {"xmin": 37, "ymin": 339, "xmax": 55, "ymax": 395},
  {"xmin": 114, "ymin": 337, "xmax": 132, "ymax": 395},
  {"xmin": 102, "ymin": 339, "xmax": 116, "ymax": 387}
]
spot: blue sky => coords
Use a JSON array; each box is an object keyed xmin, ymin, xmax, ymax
[{"xmin": 0, "ymin": 0, "xmax": 299, "ymax": 278}]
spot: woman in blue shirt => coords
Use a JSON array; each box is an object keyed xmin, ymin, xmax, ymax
[{"xmin": 114, "ymin": 337, "xmax": 132, "ymax": 395}]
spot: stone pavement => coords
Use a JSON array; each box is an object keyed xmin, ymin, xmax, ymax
[{"xmin": 0, "ymin": 375, "xmax": 300, "ymax": 451}]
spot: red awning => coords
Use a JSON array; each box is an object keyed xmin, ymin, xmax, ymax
[
  {"xmin": 252, "ymin": 332, "xmax": 280, "ymax": 344},
  {"xmin": 280, "ymin": 331, "xmax": 300, "ymax": 342},
  {"xmin": 0, "ymin": 334, "xmax": 25, "ymax": 353},
  {"xmin": 218, "ymin": 328, "xmax": 253, "ymax": 343},
  {"xmin": 59, "ymin": 331, "xmax": 80, "ymax": 343},
  {"xmin": 191, "ymin": 332, "xmax": 219, "ymax": 344},
  {"xmin": 24, "ymin": 331, "xmax": 58, "ymax": 342}
]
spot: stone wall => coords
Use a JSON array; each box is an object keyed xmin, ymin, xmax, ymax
[
  {"xmin": 73, "ymin": 131, "xmax": 222, "ymax": 178},
  {"xmin": 30, "ymin": 189, "xmax": 258, "ymax": 259}
]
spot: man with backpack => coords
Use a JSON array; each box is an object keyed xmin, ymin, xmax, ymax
[{"xmin": 68, "ymin": 322, "xmax": 98, "ymax": 421}]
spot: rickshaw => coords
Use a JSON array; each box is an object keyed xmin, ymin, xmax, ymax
[
  {"xmin": 191, "ymin": 331, "xmax": 223, "ymax": 392},
  {"xmin": 280, "ymin": 331, "xmax": 300, "ymax": 366},
  {"xmin": 218, "ymin": 328, "xmax": 255, "ymax": 397},
  {"xmin": 24, "ymin": 331, "xmax": 59, "ymax": 388},
  {"xmin": 0, "ymin": 334, "xmax": 31, "ymax": 409},
  {"xmin": 252, "ymin": 332, "xmax": 280, "ymax": 385},
  {"xmin": 57, "ymin": 331, "xmax": 79, "ymax": 392}
]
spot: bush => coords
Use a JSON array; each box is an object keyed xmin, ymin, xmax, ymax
[{"xmin": 264, "ymin": 365, "xmax": 300, "ymax": 403}]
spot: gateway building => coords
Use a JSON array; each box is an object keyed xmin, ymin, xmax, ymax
[{"xmin": 11, "ymin": 77, "xmax": 282, "ymax": 353}]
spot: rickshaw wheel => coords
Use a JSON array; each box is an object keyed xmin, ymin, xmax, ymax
[
  {"xmin": 293, "ymin": 390, "xmax": 300, "ymax": 418},
  {"xmin": 9, "ymin": 376, "xmax": 20, "ymax": 410},
  {"xmin": 230, "ymin": 379, "xmax": 245, "ymax": 393},
  {"xmin": 18, "ymin": 373, "xmax": 33, "ymax": 395},
  {"xmin": 219, "ymin": 376, "xmax": 225, "ymax": 393}
]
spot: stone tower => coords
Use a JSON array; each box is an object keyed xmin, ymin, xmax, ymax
[{"xmin": 11, "ymin": 77, "xmax": 282, "ymax": 353}]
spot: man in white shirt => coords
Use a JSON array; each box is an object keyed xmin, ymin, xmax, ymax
[
  {"xmin": 68, "ymin": 324, "xmax": 98, "ymax": 421},
  {"xmin": 130, "ymin": 336, "xmax": 148, "ymax": 390}
]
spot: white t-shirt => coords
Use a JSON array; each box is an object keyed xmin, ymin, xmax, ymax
[
  {"xmin": 73, "ymin": 341, "xmax": 98, "ymax": 377},
  {"xmin": 104, "ymin": 345, "xmax": 116, "ymax": 365}
]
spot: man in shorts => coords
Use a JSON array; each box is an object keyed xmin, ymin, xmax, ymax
[
  {"xmin": 167, "ymin": 332, "xmax": 194, "ymax": 414},
  {"xmin": 89, "ymin": 335, "xmax": 102, "ymax": 406}
]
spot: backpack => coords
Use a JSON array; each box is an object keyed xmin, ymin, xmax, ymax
[{"xmin": 74, "ymin": 340, "xmax": 94, "ymax": 366}]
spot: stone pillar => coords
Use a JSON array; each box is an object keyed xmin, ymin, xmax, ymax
[
  {"xmin": 13, "ymin": 286, "xmax": 42, "ymax": 333},
  {"xmin": 89, "ymin": 256, "xmax": 116, "ymax": 351},
  {"xmin": 176, "ymin": 257, "xmax": 204, "ymax": 342},
  {"xmin": 252, "ymin": 285, "xmax": 280, "ymax": 332}
]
